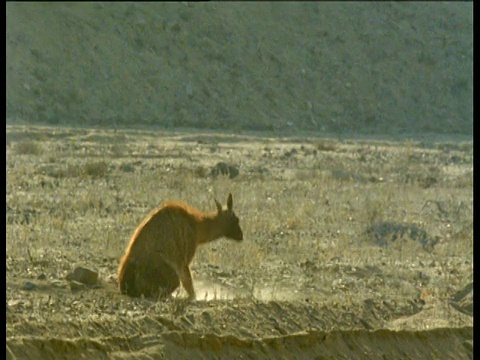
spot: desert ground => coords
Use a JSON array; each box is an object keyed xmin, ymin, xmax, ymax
[
  {"xmin": 6, "ymin": 2, "xmax": 473, "ymax": 358},
  {"xmin": 6, "ymin": 124, "xmax": 473, "ymax": 359}
]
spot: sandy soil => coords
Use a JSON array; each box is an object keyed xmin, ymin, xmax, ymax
[{"xmin": 6, "ymin": 125, "xmax": 473, "ymax": 359}]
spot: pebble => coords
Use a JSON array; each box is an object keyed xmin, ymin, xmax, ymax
[
  {"xmin": 66, "ymin": 266, "xmax": 98, "ymax": 285},
  {"xmin": 22, "ymin": 281, "xmax": 37, "ymax": 291}
]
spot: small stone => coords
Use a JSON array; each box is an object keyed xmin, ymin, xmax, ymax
[
  {"xmin": 22, "ymin": 281, "xmax": 37, "ymax": 291},
  {"xmin": 66, "ymin": 267, "xmax": 98, "ymax": 285}
]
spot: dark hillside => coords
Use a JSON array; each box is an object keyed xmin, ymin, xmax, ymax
[{"xmin": 6, "ymin": 2, "xmax": 472, "ymax": 136}]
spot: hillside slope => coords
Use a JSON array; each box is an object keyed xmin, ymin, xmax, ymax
[{"xmin": 6, "ymin": 2, "xmax": 473, "ymax": 136}]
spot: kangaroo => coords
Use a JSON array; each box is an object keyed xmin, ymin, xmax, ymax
[{"xmin": 118, "ymin": 193, "xmax": 243, "ymax": 300}]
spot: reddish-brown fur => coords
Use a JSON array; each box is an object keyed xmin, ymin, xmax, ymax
[{"xmin": 118, "ymin": 193, "xmax": 243, "ymax": 299}]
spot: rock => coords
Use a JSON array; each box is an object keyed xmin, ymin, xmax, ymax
[
  {"xmin": 66, "ymin": 266, "xmax": 98, "ymax": 286},
  {"xmin": 22, "ymin": 281, "xmax": 37, "ymax": 291}
]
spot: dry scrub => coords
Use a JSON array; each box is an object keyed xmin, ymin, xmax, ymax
[{"xmin": 6, "ymin": 125, "xmax": 473, "ymax": 359}]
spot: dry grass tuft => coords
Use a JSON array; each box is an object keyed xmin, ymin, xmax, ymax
[
  {"xmin": 13, "ymin": 141, "xmax": 43, "ymax": 156},
  {"xmin": 82, "ymin": 161, "xmax": 109, "ymax": 178},
  {"xmin": 315, "ymin": 139, "xmax": 338, "ymax": 152}
]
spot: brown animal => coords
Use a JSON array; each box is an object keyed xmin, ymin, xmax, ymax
[{"xmin": 118, "ymin": 193, "xmax": 243, "ymax": 299}]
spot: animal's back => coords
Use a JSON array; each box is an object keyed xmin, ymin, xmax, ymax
[{"xmin": 118, "ymin": 202, "xmax": 201, "ymax": 297}]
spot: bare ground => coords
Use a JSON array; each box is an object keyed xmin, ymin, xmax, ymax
[{"xmin": 6, "ymin": 125, "xmax": 473, "ymax": 359}]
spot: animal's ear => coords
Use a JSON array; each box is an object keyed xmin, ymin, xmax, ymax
[
  {"xmin": 227, "ymin": 193, "xmax": 233, "ymax": 211},
  {"xmin": 215, "ymin": 198, "xmax": 223, "ymax": 213}
]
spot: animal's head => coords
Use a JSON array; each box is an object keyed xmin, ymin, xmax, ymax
[{"xmin": 215, "ymin": 193, "xmax": 243, "ymax": 241}]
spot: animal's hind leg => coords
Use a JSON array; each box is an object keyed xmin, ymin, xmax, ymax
[
  {"xmin": 155, "ymin": 259, "xmax": 180, "ymax": 297},
  {"xmin": 179, "ymin": 266, "xmax": 195, "ymax": 300}
]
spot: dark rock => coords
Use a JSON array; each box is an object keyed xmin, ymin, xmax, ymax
[
  {"xmin": 66, "ymin": 266, "xmax": 98, "ymax": 285},
  {"xmin": 22, "ymin": 281, "xmax": 37, "ymax": 291}
]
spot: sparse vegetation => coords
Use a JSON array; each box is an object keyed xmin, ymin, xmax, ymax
[
  {"xmin": 6, "ymin": 125, "xmax": 473, "ymax": 359},
  {"xmin": 13, "ymin": 140, "xmax": 43, "ymax": 156}
]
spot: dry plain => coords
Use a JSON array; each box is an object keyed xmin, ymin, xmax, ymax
[{"xmin": 6, "ymin": 125, "xmax": 473, "ymax": 359}]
